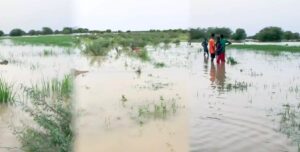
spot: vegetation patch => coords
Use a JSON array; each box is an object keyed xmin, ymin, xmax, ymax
[
  {"xmin": 0, "ymin": 79, "xmax": 15, "ymax": 104},
  {"xmin": 227, "ymin": 57, "xmax": 238, "ymax": 65},
  {"xmin": 225, "ymin": 81, "xmax": 251, "ymax": 92},
  {"xmin": 15, "ymin": 75, "xmax": 74, "ymax": 152},
  {"xmin": 277, "ymin": 104, "xmax": 300, "ymax": 151},
  {"xmin": 129, "ymin": 96, "xmax": 179, "ymax": 125},
  {"xmin": 154, "ymin": 62, "xmax": 166, "ymax": 68}
]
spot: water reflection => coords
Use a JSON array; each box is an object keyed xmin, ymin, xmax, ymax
[
  {"xmin": 209, "ymin": 62, "xmax": 216, "ymax": 84},
  {"xmin": 216, "ymin": 63, "xmax": 226, "ymax": 91},
  {"xmin": 209, "ymin": 62, "xmax": 226, "ymax": 92},
  {"xmin": 203, "ymin": 56, "xmax": 209, "ymax": 74}
]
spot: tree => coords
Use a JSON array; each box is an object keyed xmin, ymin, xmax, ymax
[
  {"xmin": 9, "ymin": 28, "xmax": 26, "ymax": 36},
  {"xmin": 189, "ymin": 28, "xmax": 207, "ymax": 40},
  {"xmin": 54, "ymin": 30, "xmax": 60, "ymax": 34},
  {"xmin": 207, "ymin": 27, "xmax": 232, "ymax": 38},
  {"xmin": 106, "ymin": 29, "xmax": 112, "ymax": 33},
  {"xmin": 73, "ymin": 28, "xmax": 89, "ymax": 33},
  {"xmin": 232, "ymin": 28, "xmax": 247, "ymax": 41},
  {"xmin": 293, "ymin": 32, "xmax": 300, "ymax": 40},
  {"xmin": 255, "ymin": 26, "xmax": 284, "ymax": 42},
  {"xmin": 283, "ymin": 31, "xmax": 294, "ymax": 40},
  {"xmin": 0, "ymin": 30, "xmax": 4, "ymax": 36},
  {"xmin": 28, "ymin": 30, "xmax": 37, "ymax": 35},
  {"xmin": 42, "ymin": 27, "xmax": 53, "ymax": 35},
  {"xmin": 62, "ymin": 27, "xmax": 73, "ymax": 34}
]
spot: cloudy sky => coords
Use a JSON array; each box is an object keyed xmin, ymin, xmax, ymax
[{"xmin": 0, "ymin": 0, "xmax": 299, "ymax": 35}]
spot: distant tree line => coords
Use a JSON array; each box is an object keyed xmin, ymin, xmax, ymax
[
  {"xmin": 0, "ymin": 27, "xmax": 189, "ymax": 37},
  {"xmin": 189, "ymin": 26, "xmax": 300, "ymax": 42},
  {"xmin": 0, "ymin": 27, "xmax": 90, "ymax": 37},
  {"xmin": 254, "ymin": 27, "xmax": 300, "ymax": 42}
]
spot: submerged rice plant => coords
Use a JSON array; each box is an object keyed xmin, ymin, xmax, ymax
[
  {"xmin": 0, "ymin": 79, "xmax": 14, "ymax": 104},
  {"xmin": 129, "ymin": 96, "xmax": 179, "ymax": 125}
]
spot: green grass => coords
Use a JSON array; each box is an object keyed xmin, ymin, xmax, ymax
[
  {"xmin": 8, "ymin": 35, "xmax": 75, "ymax": 47},
  {"xmin": 17, "ymin": 75, "xmax": 74, "ymax": 152},
  {"xmin": 27, "ymin": 75, "xmax": 73, "ymax": 100},
  {"xmin": 0, "ymin": 79, "xmax": 14, "ymax": 104},
  {"xmin": 80, "ymin": 31, "xmax": 188, "ymax": 58},
  {"xmin": 229, "ymin": 44, "xmax": 300, "ymax": 52}
]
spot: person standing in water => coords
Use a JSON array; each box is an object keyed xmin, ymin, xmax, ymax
[
  {"xmin": 219, "ymin": 34, "xmax": 232, "ymax": 63},
  {"xmin": 202, "ymin": 38, "xmax": 209, "ymax": 57},
  {"xmin": 216, "ymin": 36, "xmax": 223, "ymax": 64},
  {"xmin": 209, "ymin": 33, "xmax": 216, "ymax": 62}
]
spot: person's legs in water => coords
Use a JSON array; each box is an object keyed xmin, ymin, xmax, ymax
[
  {"xmin": 221, "ymin": 52, "xmax": 226, "ymax": 62},
  {"xmin": 211, "ymin": 53, "xmax": 215, "ymax": 62},
  {"xmin": 217, "ymin": 54, "xmax": 221, "ymax": 64}
]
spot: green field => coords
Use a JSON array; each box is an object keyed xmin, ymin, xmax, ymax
[
  {"xmin": 229, "ymin": 44, "xmax": 300, "ymax": 52},
  {"xmin": 7, "ymin": 35, "xmax": 75, "ymax": 47}
]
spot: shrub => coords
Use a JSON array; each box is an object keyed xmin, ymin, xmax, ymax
[
  {"xmin": 83, "ymin": 38, "xmax": 112, "ymax": 56},
  {"xmin": 17, "ymin": 75, "xmax": 74, "ymax": 152}
]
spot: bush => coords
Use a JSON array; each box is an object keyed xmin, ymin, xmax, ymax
[
  {"xmin": 83, "ymin": 38, "xmax": 112, "ymax": 56},
  {"xmin": 232, "ymin": 28, "xmax": 247, "ymax": 41},
  {"xmin": 9, "ymin": 28, "xmax": 26, "ymax": 36},
  {"xmin": 17, "ymin": 75, "xmax": 74, "ymax": 152},
  {"xmin": 255, "ymin": 26, "xmax": 284, "ymax": 42}
]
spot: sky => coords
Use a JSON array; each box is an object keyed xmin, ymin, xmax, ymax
[{"xmin": 0, "ymin": 0, "xmax": 299, "ymax": 35}]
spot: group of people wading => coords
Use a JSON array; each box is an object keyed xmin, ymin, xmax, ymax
[{"xmin": 202, "ymin": 33, "xmax": 232, "ymax": 64}]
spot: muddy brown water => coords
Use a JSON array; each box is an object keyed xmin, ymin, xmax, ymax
[{"xmin": 0, "ymin": 40, "xmax": 299, "ymax": 152}]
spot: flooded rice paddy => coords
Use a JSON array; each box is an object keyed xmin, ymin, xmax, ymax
[{"xmin": 0, "ymin": 40, "xmax": 300, "ymax": 152}]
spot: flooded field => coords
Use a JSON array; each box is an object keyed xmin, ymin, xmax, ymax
[{"xmin": 0, "ymin": 39, "xmax": 299, "ymax": 152}]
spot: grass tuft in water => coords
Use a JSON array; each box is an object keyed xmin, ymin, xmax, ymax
[
  {"xmin": 277, "ymin": 104, "xmax": 300, "ymax": 150},
  {"xmin": 43, "ymin": 49, "xmax": 55, "ymax": 56},
  {"xmin": 131, "ymin": 97, "xmax": 179, "ymax": 125},
  {"xmin": 226, "ymin": 81, "xmax": 251, "ymax": 91},
  {"xmin": 227, "ymin": 57, "xmax": 238, "ymax": 65},
  {"xmin": 154, "ymin": 62, "xmax": 166, "ymax": 68},
  {"xmin": 0, "ymin": 79, "xmax": 14, "ymax": 104}
]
